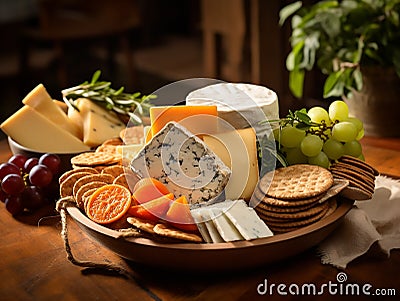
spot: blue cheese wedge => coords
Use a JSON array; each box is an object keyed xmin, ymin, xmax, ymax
[{"xmin": 130, "ymin": 121, "xmax": 231, "ymax": 206}]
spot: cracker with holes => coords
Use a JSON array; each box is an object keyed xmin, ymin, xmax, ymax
[
  {"xmin": 60, "ymin": 171, "xmax": 94, "ymax": 198},
  {"xmin": 71, "ymin": 152, "xmax": 116, "ymax": 167}
]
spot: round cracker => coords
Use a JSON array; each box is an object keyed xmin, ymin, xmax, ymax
[
  {"xmin": 59, "ymin": 167, "xmax": 99, "ymax": 184},
  {"xmin": 72, "ymin": 173, "xmax": 115, "ymax": 199},
  {"xmin": 75, "ymin": 181, "xmax": 106, "ymax": 210},
  {"xmin": 339, "ymin": 155, "xmax": 379, "ymax": 176},
  {"xmin": 83, "ymin": 188, "xmax": 101, "ymax": 212},
  {"xmin": 255, "ymin": 201, "xmax": 329, "ymax": 220},
  {"xmin": 101, "ymin": 165, "xmax": 125, "ymax": 178},
  {"xmin": 261, "ymin": 205, "xmax": 329, "ymax": 228},
  {"xmin": 153, "ymin": 223, "xmax": 202, "ymax": 243},
  {"xmin": 71, "ymin": 152, "xmax": 116, "ymax": 166},
  {"xmin": 255, "ymin": 201, "xmax": 316, "ymax": 214},
  {"xmin": 60, "ymin": 171, "xmax": 94, "ymax": 198},
  {"xmin": 127, "ymin": 217, "xmax": 157, "ymax": 234},
  {"xmin": 101, "ymin": 138, "xmax": 123, "ymax": 146},
  {"xmin": 259, "ymin": 164, "xmax": 334, "ymax": 200}
]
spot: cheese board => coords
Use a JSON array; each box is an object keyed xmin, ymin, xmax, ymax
[{"xmin": 66, "ymin": 197, "xmax": 354, "ymax": 272}]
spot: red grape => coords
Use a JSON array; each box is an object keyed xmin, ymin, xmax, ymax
[
  {"xmin": 0, "ymin": 189, "xmax": 7, "ymax": 203},
  {"xmin": 39, "ymin": 154, "xmax": 61, "ymax": 175},
  {"xmin": 29, "ymin": 164, "xmax": 53, "ymax": 187},
  {"xmin": 1, "ymin": 174, "xmax": 25, "ymax": 195},
  {"xmin": 8, "ymin": 154, "xmax": 27, "ymax": 169},
  {"xmin": 0, "ymin": 162, "xmax": 20, "ymax": 180},
  {"xmin": 24, "ymin": 157, "xmax": 39, "ymax": 173},
  {"xmin": 5, "ymin": 195, "xmax": 24, "ymax": 215},
  {"xmin": 22, "ymin": 186, "xmax": 46, "ymax": 210}
]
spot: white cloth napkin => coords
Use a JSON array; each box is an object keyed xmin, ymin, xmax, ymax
[{"xmin": 318, "ymin": 175, "xmax": 400, "ymax": 269}]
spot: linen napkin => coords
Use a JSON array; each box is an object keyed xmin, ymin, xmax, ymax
[{"xmin": 317, "ymin": 175, "xmax": 400, "ymax": 269}]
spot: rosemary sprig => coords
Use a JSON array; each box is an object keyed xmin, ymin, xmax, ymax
[{"xmin": 62, "ymin": 70, "xmax": 156, "ymax": 124}]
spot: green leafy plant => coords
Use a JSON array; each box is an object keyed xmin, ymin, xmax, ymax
[
  {"xmin": 62, "ymin": 70, "xmax": 156, "ymax": 124},
  {"xmin": 280, "ymin": 0, "xmax": 400, "ymax": 99}
]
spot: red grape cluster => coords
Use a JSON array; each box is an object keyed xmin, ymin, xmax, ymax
[{"xmin": 0, "ymin": 153, "xmax": 61, "ymax": 215}]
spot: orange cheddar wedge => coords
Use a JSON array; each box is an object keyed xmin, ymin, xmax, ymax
[{"xmin": 148, "ymin": 105, "xmax": 218, "ymax": 140}]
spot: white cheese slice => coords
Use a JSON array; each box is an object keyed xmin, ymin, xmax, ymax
[
  {"xmin": 130, "ymin": 122, "xmax": 231, "ymax": 206},
  {"xmin": 191, "ymin": 211, "xmax": 213, "ymax": 243},
  {"xmin": 198, "ymin": 209, "xmax": 224, "ymax": 243},
  {"xmin": 186, "ymin": 83, "xmax": 279, "ymax": 135},
  {"xmin": 224, "ymin": 200, "xmax": 273, "ymax": 240},
  {"xmin": 209, "ymin": 208, "xmax": 244, "ymax": 242}
]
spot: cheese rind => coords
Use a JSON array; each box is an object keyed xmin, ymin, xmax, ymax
[
  {"xmin": 203, "ymin": 128, "xmax": 259, "ymax": 200},
  {"xmin": 186, "ymin": 83, "xmax": 279, "ymax": 135},
  {"xmin": 22, "ymin": 84, "xmax": 82, "ymax": 138},
  {"xmin": 130, "ymin": 122, "xmax": 231, "ymax": 206},
  {"xmin": 0, "ymin": 106, "xmax": 90, "ymax": 153},
  {"xmin": 73, "ymin": 98, "xmax": 126, "ymax": 147}
]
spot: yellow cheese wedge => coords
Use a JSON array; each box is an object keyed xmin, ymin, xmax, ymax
[
  {"xmin": 1, "ymin": 106, "xmax": 90, "ymax": 153},
  {"xmin": 203, "ymin": 128, "xmax": 259, "ymax": 200},
  {"xmin": 149, "ymin": 105, "xmax": 218, "ymax": 140},
  {"xmin": 74, "ymin": 98, "xmax": 126, "ymax": 147},
  {"xmin": 22, "ymin": 84, "xmax": 82, "ymax": 139}
]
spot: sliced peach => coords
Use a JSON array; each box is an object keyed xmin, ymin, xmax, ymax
[
  {"xmin": 132, "ymin": 178, "xmax": 171, "ymax": 204},
  {"xmin": 128, "ymin": 193, "xmax": 173, "ymax": 222},
  {"xmin": 165, "ymin": 195, "xmax": 198, "ymax": 232}
]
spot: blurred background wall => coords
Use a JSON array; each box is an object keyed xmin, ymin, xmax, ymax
[{"xmin": 0, "ymin": 0, "xmax": 321, "ymax": 139}]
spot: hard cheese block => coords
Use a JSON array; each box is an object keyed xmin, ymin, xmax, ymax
[
  {"xmin": 130, "ymin": 121, "xmax": 231, "ymax": 206},
  {"xmin": 22, "ymin": 84, "xmax": 82, "ymax": 138},
  {"xmin": 203, "ymin": 127, "xmax": 259, "ymax": 200},
  {"xmin": 71, "ymin": 98, "xmax": 126, "ymax": 147},
  {"xmin": 186, "ymin": 83, "xmax": 279, "ymax": 135},
  {"xmin": 191, "ymin": 200, "xmax": 273, "ymax": 243},
  {"xmin": 149, "ymin": 105, "xmax": 218, "ymax": 138},
  {"xmin": 0, "ymin": 106, "xmax": 90, "ymax": 153}
]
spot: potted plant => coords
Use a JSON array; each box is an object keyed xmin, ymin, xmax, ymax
[{"xmin": 280, "ymin": 0, "xmax": 400, "ymax": 137}]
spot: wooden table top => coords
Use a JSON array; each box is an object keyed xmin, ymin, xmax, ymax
[{"xmin": 0, "ymin": 137, "xmax": 399, "ymax": 301}]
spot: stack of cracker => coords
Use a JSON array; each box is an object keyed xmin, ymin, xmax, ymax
[
  {"xmin": 58, "ymin": 138, "xmax": 140, "ymax": 212},
  {"xmin": 251, "ymin": 164, "xmax": 337, "ymax": 233},
  {"xmin": 330, "ymin": 155, "xmax": 379, "ymax": 200}
]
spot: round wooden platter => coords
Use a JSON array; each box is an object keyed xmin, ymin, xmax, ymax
[{"xmin": 67, "ymin": 198, "xmax": 354, "ymax": 272}]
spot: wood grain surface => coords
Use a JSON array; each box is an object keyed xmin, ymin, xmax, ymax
[{"xmin": 0, "ymin": 137, "xmax": 399, "ymax": 301}]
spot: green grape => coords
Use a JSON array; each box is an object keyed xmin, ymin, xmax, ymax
[
  {"xmin": 308, "ymin": 107, "xmax": 330, "ymax": 124},
  {"xmin": 308, "ymin": 151, "xmax": 330, "ymax": 168},
  {"xmin": 329, "ymin": 100, "xmax": 349, "ymax": 122},
  {"xmin": 346, "ymin": 117, "xmax": 363, "ymax": 132},
  {"xmin": 356, "ymin": 127, "xmax": 364, "ymax": 140},
  {"xmin": 286, "ymin": 148, "xmax": 308, "ymax": 165},
  {"xmin": 332, "ymin": 121, "xmax": 358, "ymax": 142},
  {"xmin": 358, "ymin": 153, "xmax": 365, "ymax": 161},
  {"xmin": 323, "ymin": 138, "xmax": 345, "ymax": 160},
  {"xmin": 300, "ymin": 135, "xmax": 323, "ymax": 157},
  {"xmin": 343, "ymin": 140, "xmax": 362, "ymax": 157},
  {"xmin": 280, "ymin": 125, "xmax": 306, "ymax": 148}
]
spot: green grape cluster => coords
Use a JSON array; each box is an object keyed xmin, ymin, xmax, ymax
[{"xmin": 275, "ymin": 101, "xmax": 364, "ymax": 168}]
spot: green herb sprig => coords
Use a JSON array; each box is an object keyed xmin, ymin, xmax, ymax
[{"xmin": 62, "ymin": 70, "xmax": 156, "ymax": 124}]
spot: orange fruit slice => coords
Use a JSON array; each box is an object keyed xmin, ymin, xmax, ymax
[
  {"xmin": 132, "ymin": 177, "xmax": 171, "ymax": 204},
  {"xmin": 86, "ymin": 184, "xmax": 132, "ymax": 224}
]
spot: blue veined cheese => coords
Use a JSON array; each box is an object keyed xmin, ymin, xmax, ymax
[{"xmin": 130, "ymin": 121, "xmax": 231, "ymax": 206}]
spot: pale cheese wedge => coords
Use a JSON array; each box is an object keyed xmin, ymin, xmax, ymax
[
  {"xmin": 22, "ymin": 84, "xmax": 82, "ymax": 139},
  {"xmin": 73, "ymin": 98, "xmax": 126, "ymax": 147},
  {"xmin": 1, "ymin": 106, "xmax": 90, "ymax": 153}
]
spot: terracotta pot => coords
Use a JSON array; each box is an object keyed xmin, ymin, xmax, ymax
[{"xmin": 346, "ymin": 66, "xmax": 400, "ymax": 137}]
